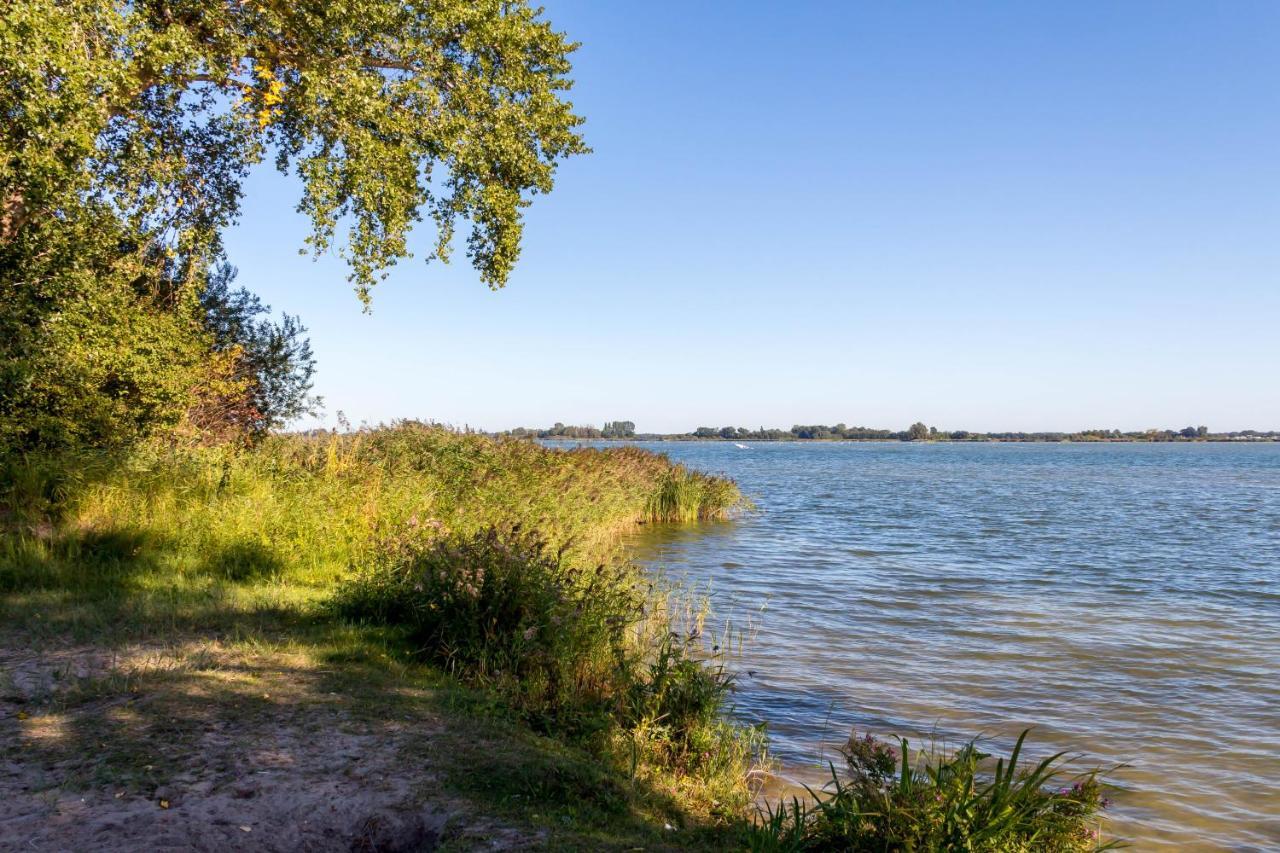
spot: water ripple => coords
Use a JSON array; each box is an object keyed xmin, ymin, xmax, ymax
[{"xmin": 620, "ymin": 442, "xmax": 1280, "ymax": 851}]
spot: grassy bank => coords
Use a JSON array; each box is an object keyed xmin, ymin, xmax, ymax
[{"xmin": 1, "ymin": 423, "xmax": 759, "ymax": 849}]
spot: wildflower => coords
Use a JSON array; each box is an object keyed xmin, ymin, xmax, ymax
[{"xmin": 523, "ymin": 626, "xmax": 537, "ymax": 641}]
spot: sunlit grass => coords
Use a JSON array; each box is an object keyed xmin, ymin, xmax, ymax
[{"xmin": 0, "ymin": 423, "xmax": 760, "ymax": 844}]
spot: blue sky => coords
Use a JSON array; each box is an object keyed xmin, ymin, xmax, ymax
[{"xmin": 223, "ymin": 1, "xmax": 1280, "ymax": 434}]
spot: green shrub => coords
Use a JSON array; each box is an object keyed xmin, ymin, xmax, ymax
[
  {"xmin": 750, "ymin": 729, "xmax": 1116, "ymax": 852},
  {"xmin": 334, "ymin": 524, "xmax": 644, "ymax": 732},
  {"xmin": 624, "ymin": 631, "xmax": 736, "ymax": 769},
  {"xmin": 332, "ymin": 520, "xmax": 767, "ymax": 816}
]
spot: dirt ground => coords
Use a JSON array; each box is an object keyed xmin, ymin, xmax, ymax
[{"xmin": 0, "ymin": 640, "xmax": 540, "ymax": 852}]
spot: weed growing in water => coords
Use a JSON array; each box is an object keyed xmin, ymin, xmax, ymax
[{"xmin": 749, "ymin": 729, "xmax": 1117, "ymax": 852}]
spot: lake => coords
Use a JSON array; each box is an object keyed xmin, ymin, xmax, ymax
[{"xmin": 615, "ymin": 441, "xmax": 1279, "ymax": 850}]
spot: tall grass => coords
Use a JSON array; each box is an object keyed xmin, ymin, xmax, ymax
[
  {"xmin": 1, "ymin": 423, "xmax": 760, "ymax": 826},
  {"xmin": 646, "ymin": 467, "xmax": 746, "ymax": 523},
  {"xmin": 1, "ymin": 423, "xmax": 744, "ymax": 598}
]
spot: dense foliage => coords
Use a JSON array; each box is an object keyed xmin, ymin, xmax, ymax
[
  {"xmin": 2, "ymin": 0, "xmax": 586, "ymax": 299},
  {"xmin": 333, "ymin": 522, "xmax": 751, "ymax": 785},
  {"xmin": 1, "ymin": 0, "xmax": 586, "ymax": 452},
  {"xmin": 336, "ymin": 524, "xmax": 647, "ymax": 731}
]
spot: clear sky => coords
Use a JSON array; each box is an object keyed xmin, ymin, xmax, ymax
[{"xmin": 223, "ymin": 1, "xmax": 1280, "ymax": 434}]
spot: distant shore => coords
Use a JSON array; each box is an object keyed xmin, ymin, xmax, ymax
[
  {"xmin": 533, "ymin": 435, "xmax": 1280, "ymax": 444},
  {"xmin": 496, "ymin": 421, "xmax": 1278, "ymax": 443}
]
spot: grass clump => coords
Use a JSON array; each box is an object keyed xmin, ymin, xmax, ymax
[
  {"xmin": 646, "ymin": 467, "xmax": 747, "ymax": 523},
  {"xmin": 750, "ymin": 729, "xmax": 1116, "ymax": 852}
]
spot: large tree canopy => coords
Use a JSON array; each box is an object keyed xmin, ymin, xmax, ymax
[
  {"xmin": 0, "ymin": 0, "xmax": 586, "ymax": 452},
  {"xmin": 1, "ymin": 0, "xmax": 588, "ymax": 301}
]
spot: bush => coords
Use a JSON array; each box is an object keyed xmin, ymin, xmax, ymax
[
  {"xmin": 750, "ymin": 729, "xmax": 1116, "ymax": 851},
  {"xmin": 335, "ymin": 524, "xmax": 645, "ymax": 731},
  {"xmin": 622, "ymin": 629, "xmax": 737, "ymax": 771},
  {"xmin": 333, "ymin": 521, "xmax": 765, "ymax": 811}
]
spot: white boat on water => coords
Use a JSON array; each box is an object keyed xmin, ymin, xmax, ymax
[{"xmin": 734, "ymin": 443, "xmax": 750, "ymax": 449}]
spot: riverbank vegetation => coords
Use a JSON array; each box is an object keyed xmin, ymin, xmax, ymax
[
  {"xmin": 3, "ymin": 425, "xmax": 1123, "ymax": 849},
  {"xmin": 2, "ymin": 425, "xmax": 767, "ymax": 847},
  {"xmin": 2, "ymin": 426, "xmax": 1120, "ymax": 849}
]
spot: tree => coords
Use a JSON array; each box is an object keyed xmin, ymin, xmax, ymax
[
  {"xmin": 199, "ymin": 263, "xmax": 319, "ymax": 433},
  {"xmin": 907, "ymin": 422, "xmax": 930, "ymax": 441},
  {"xmin": 601, "ymin": 420, "xmax": 635, "ymax": 438},
  {"xmin": 0, "ymin": 209, "xmax": 216, "ymax": 451},
  {"xmin": 1, "ymin": 0, "xmax": 587, "ymax": 451}
]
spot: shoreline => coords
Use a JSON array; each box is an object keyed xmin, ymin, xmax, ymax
[{"xmin": 537, "ymin": 436, "xmax": 1280, "ymax": 443}]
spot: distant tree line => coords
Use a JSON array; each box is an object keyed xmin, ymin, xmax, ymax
[
  {"xmin": 502, "ymin": 421, "xmax": 637, "ymax": 440},
  {"xmin": 496, "ymin": 421, "xmax": 1279, "ymax": 442}
]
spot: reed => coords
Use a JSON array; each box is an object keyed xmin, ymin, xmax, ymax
[
  {"xmin": 645, "ymin": 467, "xmax": 746, "ymax": 523},
  {"xmin": 1, "ymin": 423, "xmax": 745, "ymax": 599}
]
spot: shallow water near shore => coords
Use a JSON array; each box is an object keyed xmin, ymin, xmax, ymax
[{"xmin": 612, "ymin": 441, "xmax": 1279, "ymax": 850}]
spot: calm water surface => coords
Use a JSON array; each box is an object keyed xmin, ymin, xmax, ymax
[{"xmin": 615, "ymin": 442, "xmax": 1279, "ymax": 851}]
